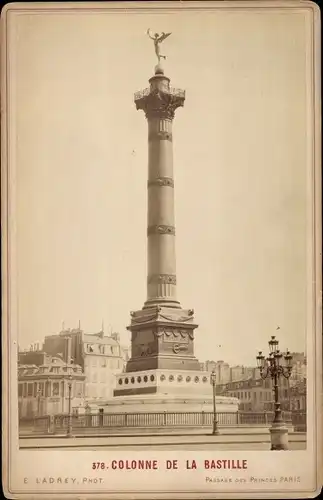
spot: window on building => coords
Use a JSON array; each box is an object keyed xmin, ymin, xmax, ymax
[
  {"xmin": 39, "ymin": 382, "xmax": 44, "ymax": 396},
  {"xmin": 27, "ymin": 383, "xmax": 33, "ymax": 396},
  {"xmin": 52, "ymin": 382, "xmax": 60, "ymax": 396},
  {"xmin": 75, "ymin": 382, "xmax": 83, "ymax": 397},
  {"xmin": 18, "ymin": 384, "xmax": 23, "ymax": 397}
]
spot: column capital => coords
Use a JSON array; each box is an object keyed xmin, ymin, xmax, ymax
[{"xmin": 134, "ymin": 87, "xmax": 185, "ymax": 120}]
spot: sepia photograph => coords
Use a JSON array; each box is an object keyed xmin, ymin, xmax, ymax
[{"xmin": 2, "ymin": 1, "xmax": 321, "ymax": 498}]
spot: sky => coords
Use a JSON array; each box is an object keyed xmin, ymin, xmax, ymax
[{"xmin": 9, "ymin": 5, "xmax": 312, "ymax": 366}]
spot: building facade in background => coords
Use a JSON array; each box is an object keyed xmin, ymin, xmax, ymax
[
  {"xmin": 43, "ymin": 326, "xmax": 128, "ymax": 401},
  {"xmin": 290, "ymin": 379, "xmax": 306, "ymax": 410},
  {"xmin": 18, "ymin": 354, "xmax": 85, "ymax": 417},
  {"xmin": 18, "ymin": 325, "xmax": 129, "ymax": 416},
  {"xmin": 200, "ymin": 360, "xmax": 257, "ymax": 384},
  {"xmin": 216, "ymin": 376, "xmax": 291, "ymax": 412},
  {"xmin": 289, "ymin": 352, "xmax": 306, "ymax": 386}
]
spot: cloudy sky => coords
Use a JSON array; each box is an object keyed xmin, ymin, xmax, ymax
[{"xmin": 9, "ymin": 3, "xmax": 313, "ymax": 365}]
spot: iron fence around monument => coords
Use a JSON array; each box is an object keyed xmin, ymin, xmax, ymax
[{"xmin": 19, "ymin": 410, "xmax": 305, "ymax": 435}]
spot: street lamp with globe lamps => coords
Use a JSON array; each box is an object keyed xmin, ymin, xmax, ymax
[
  {"xmin": 256, "ymin": 336, "xmax": 293, "ymax": 450},
  {"xmin": 37, "ymin": 388, "xmax": 42, "ymax": 416},
  {"xmin": 210, "ymin": 369, "xmax": 219, "ymax": 435},
  {"xmin": 66, "ymin": 374, "xmax": 73, "ymax": 438}
]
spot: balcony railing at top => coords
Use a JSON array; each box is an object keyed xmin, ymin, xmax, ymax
[{"xmin": 134, "ymin": 87, "xmax": 186, "ymax": 101}]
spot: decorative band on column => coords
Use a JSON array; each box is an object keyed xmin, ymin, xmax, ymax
[
  {"xmin": 148, "ymin": 131, "xmax": 173, "ymax": 142},
  {"xmin": 147, "ymin": 177, "xmax": 174, "ymax": 188},
  {"xmin": 147, "ymin": 225, "xmax": 175, "ymax": 236},
  {"xmin": 147, "ymin": 274, "xmax": 177, "ymax": 285}
]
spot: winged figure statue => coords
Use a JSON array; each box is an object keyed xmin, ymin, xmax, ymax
[{"xmin": 147, "ymin": 29, "xmax": 172, "ymax": 63}]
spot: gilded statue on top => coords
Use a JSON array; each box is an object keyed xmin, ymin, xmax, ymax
[{"xmin": 147, "ymin": 29, "xmax": 172, "ymax": 63}]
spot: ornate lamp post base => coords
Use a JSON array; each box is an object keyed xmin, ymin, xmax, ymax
[
  {"xmin": 66, "ymin": 420, "xmax": 74, "ymax": 438},
  {"xmin": 212, "ymin": 423, "xmax": 220, "ymax": 436},
  {"xmin": 269, "ymin": 422, "xmax": 289, "ymax": 450}
]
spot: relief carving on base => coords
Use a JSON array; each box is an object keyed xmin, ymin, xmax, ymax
[
  {"xmin": 132, "ymin": 342, "xmax": 155, "ymax": 358},
  {"xmin": 154, "ymin": 328, "xmax": 194, "ymax": 342},
  {"xmin": 172, "ymin": 343, "xmax": 189, "ymax": 354}
]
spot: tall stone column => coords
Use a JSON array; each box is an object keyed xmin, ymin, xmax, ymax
[
  {"xmin": 123, "ymin": 64, "xmax": 200, "ymax": 377},
  {"xmin": 135, "ymin": 66, "xmax": 184, "ymax": 309}
]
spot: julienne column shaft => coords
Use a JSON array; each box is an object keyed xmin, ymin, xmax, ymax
[
  {"xmin": 147, "ymin": 106, "xmax": 176, "ymax": 306},
  {"xmin": 135, "ymin": 67, "xmax": 185, "ymax": 309}
]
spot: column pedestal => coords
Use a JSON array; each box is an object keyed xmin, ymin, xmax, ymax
[{"xmin": 125, "ymin": 305, "xmax": 200, "ymax": 376}]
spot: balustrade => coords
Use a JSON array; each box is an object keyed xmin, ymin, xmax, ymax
[{"xmin": 20, "ymin": 410, "xmax": 306, "ymax": 435}]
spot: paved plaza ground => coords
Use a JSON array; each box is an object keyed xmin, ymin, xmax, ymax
[{"xmin": 20, "ymin": 433, "xmax": 306, "ymax": 451}]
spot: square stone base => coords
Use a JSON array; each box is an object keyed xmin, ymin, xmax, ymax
[{"xmin": 107, "ymin": 369, "xmax": 239, "ymax": 413}]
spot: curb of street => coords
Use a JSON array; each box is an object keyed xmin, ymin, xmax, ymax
[
  {"xmin": 19, "ymin": 440, "xmax": 307, "ymax": 450},
  {"xmin": 19, "ymin": 432, "xmax": 306, "ymax": 440}
]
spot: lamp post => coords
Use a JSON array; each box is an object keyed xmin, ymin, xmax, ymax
[
  {"xmin": 66, "ymin": 374, "xmax": 73, "ymax": 438},
  {"xmin": 37, "ymin": 388, "xmax": 41, "ymax": 416},
  {"xmin": 210, "ymin": 369, "xmax": 219, "ymax": 435},
  {"xmin": 256, "ymin": 336, "xmax": 293, "ymax": 450}
]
